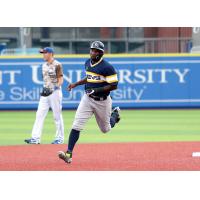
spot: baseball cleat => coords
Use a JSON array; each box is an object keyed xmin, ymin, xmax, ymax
[
  {"xmin": 112, "ymin": 107, "xmax": 121, "ymax": 123},
  {"xmin": 24, "ymin": 138, "xmax": 40, "ymax": 144},
  {"xmin": 58, "ymin": 151, "xmax": 72, "ymax": 164},
  {"xmin": 51, "ymin": 139, "xmax": 64, "ymax": 144}
]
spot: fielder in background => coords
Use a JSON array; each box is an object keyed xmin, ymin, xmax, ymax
[
  {"xmin": 58, "ymin": 41, "xmax": 120, "ymax": 164},
  {"xmin": 25, "ymin": 47, "xmax": 65, "ymax": 144}
]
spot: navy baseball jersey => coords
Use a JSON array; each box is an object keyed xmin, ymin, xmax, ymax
[{"xmin": 84, "ymin": 58, "xmax": 118, "ymax": 97}]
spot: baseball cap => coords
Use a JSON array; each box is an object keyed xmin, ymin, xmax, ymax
[{"xmin": 39, "ymin": 47, "xmax": 54, "ymax": 54}]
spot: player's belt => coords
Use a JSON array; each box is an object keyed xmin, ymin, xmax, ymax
[{"xmin": 89, "ymin": 94, "xmax": 107, "ymax": 101}]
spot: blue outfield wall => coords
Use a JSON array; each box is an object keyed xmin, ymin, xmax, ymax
[{"xmin": 0, "ymin": 54, "xmax": 200, "ymax": 109}]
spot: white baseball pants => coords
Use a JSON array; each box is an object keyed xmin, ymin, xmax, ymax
[
  {"xmin": 72, "ymin": 94, "xmax": 112, "ymax": 133},
  {"xmin": 31, "ymin": 89, "xmax": 64, "ymax": 141}
]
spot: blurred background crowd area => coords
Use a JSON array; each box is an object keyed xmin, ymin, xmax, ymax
[{"xmin": 0, "ymin": 27, "xmax": 200, "ymax": 55}]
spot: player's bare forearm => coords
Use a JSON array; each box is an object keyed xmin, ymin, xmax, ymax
[
  {"xmin": 94, "ymin": 84, "xmax": 117, "ymax": 93},
  {"xmin": 67, "ymin": 77, "xmax": 87, "ymax": 91},
  {"xmin": 103, "ymin": 84, "xmax": 117, "ymax": 92},
  {"xmin": 57, "ymin": 76, "xmax": 63, "ymax": 87},
  {"xmin": 86, "ymin": 84, "xmax": 117, "ymax": 95},
  {"xmin": 74, "ymin": 77, "xmax": 88, "ymax": 86}
]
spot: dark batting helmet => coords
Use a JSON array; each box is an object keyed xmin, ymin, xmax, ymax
[{"xmin": 90, "ymin": 41, "xmax": 104, "ymax": 52}]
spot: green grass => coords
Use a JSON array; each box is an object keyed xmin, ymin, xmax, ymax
[{"xmin": 0, "ymin": 109, "xmax": 200, "ymax": 146}]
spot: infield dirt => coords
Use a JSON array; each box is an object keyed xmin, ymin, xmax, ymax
[{"xmin": 0, "ymin": 142, "xmax": 200, "ymax": 170}]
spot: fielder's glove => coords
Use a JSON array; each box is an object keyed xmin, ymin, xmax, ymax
[{"xmin": 40, "ymin": 87, "xmax": 53, "ymax": 97}]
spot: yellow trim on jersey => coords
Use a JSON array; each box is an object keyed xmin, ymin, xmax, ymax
[
  {"xmin": 86, "ymin": 71, "xmax": 106, "ymax": 83},
  {"xmin": 86, "ymin": 71, "xmax": 102, "ymax": 77},
  {"xmin": 87, "ymin": 79, "xmax": 105, "ymax": 83},
  {"xmin": 90, "ymin": 57, "xmax": 103, "ymax": 67},
  {"xmin": 86, "ymin": 71, "xmax": 118, "ymax": 83},
  {"xmin": 106, "ymin": 74, "xmax": 118, "ymax": 83}
]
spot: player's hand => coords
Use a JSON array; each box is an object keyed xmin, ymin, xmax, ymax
[
  {"xmin": 85, "ymin": 89, "xmax": 95, "ymax": 95},
  {"xmin": 85, "ymin": 88, "xmax": 104, "ymax": 96},
  {"xmin": 67, "ymin": 83, "xmax": 76, "ymax": 91}
]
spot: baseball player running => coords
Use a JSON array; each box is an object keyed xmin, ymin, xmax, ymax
[
  {"xmin": 25, "ymin": 47, "xmax": 65, "ymax": 144},
  {"xmin": 58, "ymin": 41, "xmax": 120, "ymax": 163}
]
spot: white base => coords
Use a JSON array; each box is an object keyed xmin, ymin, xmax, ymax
[{"xmin": 192, "ymin": 152, "xmax": 200, "ymax": 157}]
